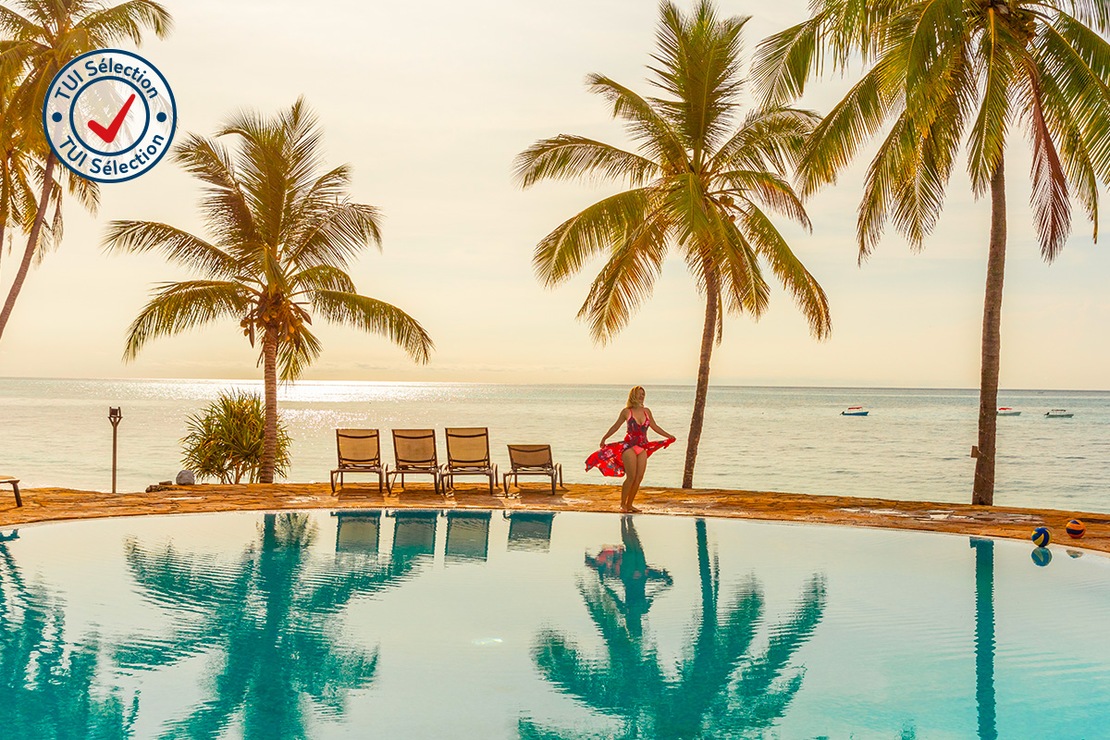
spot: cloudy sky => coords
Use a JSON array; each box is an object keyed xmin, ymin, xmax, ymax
[{"xmin": 1, "ymin": 0, "xmax": 1106, "ymax": 389}]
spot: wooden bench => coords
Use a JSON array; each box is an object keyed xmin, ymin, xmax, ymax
[{"xmin": 0, "ymin": 477, "xmax": 21, "ymax": 507}]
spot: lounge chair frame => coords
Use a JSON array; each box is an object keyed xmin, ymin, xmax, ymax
[
  {"xmin": 330, "ymin": 429, "xmax": 388, "ymax": 494},
  {"xmin": 502, "ymin": 445, "xmax": 563, "ymax": 495},
  {"xmin": 442, "ymin": 427, "xmax": 499, "ymax": 496},
  {"xmin": 387, "ymin": 429, "xmax": 442, "ymax": 495},
  {"xmin": 1, "ymin": 477, "xmax": 21, "ymax": 507}
]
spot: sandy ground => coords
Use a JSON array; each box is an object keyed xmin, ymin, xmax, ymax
[{"xmin": 1, "ymin": 481, "xmax": 1106, "ymax": 555}]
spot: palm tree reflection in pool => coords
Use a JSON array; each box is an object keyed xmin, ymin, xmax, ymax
[
  {"xmin": 117, "ymin": 513, "xmax": 423, "ymax": 738},
  {"xmin": 521, "ymin": 518, "xmax": 827, "ymax": 738},
  {"xmin": 0, "ymin": 535, "xmax": 138, "ymax": 737}
]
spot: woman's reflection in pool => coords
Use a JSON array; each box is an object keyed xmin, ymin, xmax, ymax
[{"xmin": 584, "ymin": 516, "xmax": 673, "ymax": 635}]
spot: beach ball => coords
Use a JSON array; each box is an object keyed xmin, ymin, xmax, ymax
[
  {"xmin": 1031, "ymin": 526, "xmax": 1051, "ymax": 548},
  {"xmin": 1066, "ymin": 519, "xmax": 1086, "ymax": 539},
  {"xmin": 1031, "ymin": 548, "xmax": 1053, "ymax": 567}
]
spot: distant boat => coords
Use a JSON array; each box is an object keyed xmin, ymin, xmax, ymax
[
  {"xmin": 1045, "ymin": 409, "xmax": 1074, "ymax": 419},
  {"xmin": 841, "ymin": 406, "xmax": 869, "ymax": 417},
  {"xmin": 997, "ymin": 407, "xmax": 1021, "ymax": 417}
]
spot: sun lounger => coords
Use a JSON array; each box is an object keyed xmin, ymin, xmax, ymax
[
  {"xmin": 389, "ymin": 510, "xmax": 438, "ymax": 561},
  {"xmin": 442, "ymin": 427, "xmax": 498, "ymax": 495},
  {"xmin": 445, "ymin": 510, "xmax": 492, "ymax": 562},
  {"xmin": 503, "ymin": 445, "xmax": 562, "ymax": 495},
  {"xmin": 387, "ymin": 429, "xmax": 442, "ymax": 494},
  {"xmin": 0, "ymin": 477, "xmax": 21, "ymax": 507},
  {"xmin": 504, "ymin": 511, "xmax": 555, "ymax": 552},
  {"xmin": 333, "ymin": 511, "xmax": 381, "ymax": 555},
  {"xmin": 330, "ymin": 429, "xmax": 387, "ymax": 494}
]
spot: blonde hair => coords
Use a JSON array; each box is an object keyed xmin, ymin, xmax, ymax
[{"xmin": 626, "ymin": 385, "xmax": 646, "ymax": 409}]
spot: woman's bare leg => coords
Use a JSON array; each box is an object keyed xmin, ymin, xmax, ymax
[
  {"xmin": 627, "ymin": 451, "xmax": 648, "ymax": 511},
  {"xmin": 620, "ymin": 448, "xmax": 637, "ymax": 511}
]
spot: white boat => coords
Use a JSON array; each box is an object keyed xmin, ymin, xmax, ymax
[
  {"xmin": 841, "ymin": 406, "xmax": 869, "ymax": 417},
  {"xmin": 1045, "ymin": 409, "xmax": 1074, "ymax": 418},
  {"xmin": 996, "ymin": 407, "xmax": 1021, "ymax": 417}
]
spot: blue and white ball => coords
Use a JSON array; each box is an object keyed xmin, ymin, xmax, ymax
[{"xmin": 1032, "ymin": 526, "xmax": 1051, "ymax": 548}]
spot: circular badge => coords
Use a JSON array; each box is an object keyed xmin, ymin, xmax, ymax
[{"xmin": 42, "ymin": 49, "xmax": 176, "ymax": 183}]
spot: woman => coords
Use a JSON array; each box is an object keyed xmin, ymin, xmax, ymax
[{"xmin": 586, "ymin": 386, "xmax": 675, "ymax": 512}]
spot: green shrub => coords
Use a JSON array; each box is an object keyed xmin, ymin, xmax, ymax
[{"xmin": 181, "ymin": 391, "xmax": 291, "ymax": 484}]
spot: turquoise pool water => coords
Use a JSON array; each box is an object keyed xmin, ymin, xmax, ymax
[{"xmin": 1, "ymin": 511, "xmax": 1108, "ymax": 738}]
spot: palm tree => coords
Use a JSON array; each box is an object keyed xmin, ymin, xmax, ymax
[
  {"xmin": 0, "ymin": 0, "xmax": 169, "ymax": 341},
  {"xmin": 515, "ymin": 0, "xmax": 831, "ymax": 489},
  {"xmin": 106, "ymin": 100, "xmax": 434, "ymax": 483},
  {"xmin": 520, "ymin": 518, "xmax": 826, "ymax": 738},
  {"xmin": 1, "ymin": 538, "xmax": 139, "ymax": 738},
  {"xmin": 116, "ymin": 513, "xmax": 424, "ymax": 739},
  {"xmin": 752, "ymin": 1, "xmax": 1110, "ymax": 505},
  {"xmin": 0, "ymin": 68, "xmax": 37, "ymax": 279}
]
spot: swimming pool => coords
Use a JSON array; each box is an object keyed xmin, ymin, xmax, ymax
[{"xmin": 1, "ymin": 510, "xmax": 1107, "ymax": 738}]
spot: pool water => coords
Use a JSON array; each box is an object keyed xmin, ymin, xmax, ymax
[{"xmin": 1, "ymin": 510, "xmax": 1108, "ymax": 738}]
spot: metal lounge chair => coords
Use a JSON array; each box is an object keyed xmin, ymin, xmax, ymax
[
  {"xmin": 503, "ymin": 445, "xmax": 563, "ymax": 495},
  {"xmin": 387, "ymin": 429, "xmax": 442, "ymax": 494},
  {"xmin": 330, "ymin": 429, "xmax": 387, "ymax": 494},
  {"xmin": 0, "ymin": 477, "xmax": 21, "ymax": 507},
  {"xmin": 442, "ymin": 427, "xmax": 498, "ymax": 495}
]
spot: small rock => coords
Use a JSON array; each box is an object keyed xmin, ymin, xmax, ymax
[
  {"xmin": 159, "ymin": 480, "xmax": 172, "ymax": 486},
  {"xmin": 175, "ymin": 470, "xmax": 196, "ymax": 486}
]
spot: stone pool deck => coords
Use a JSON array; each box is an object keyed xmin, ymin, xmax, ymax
[{"xmin": 1, "ymin": 482, "xmax": 1107, "ymax": 555}]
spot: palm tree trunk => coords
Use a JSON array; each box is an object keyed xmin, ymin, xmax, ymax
[
  {"xmin": 260, "ymin": 329, "xmax": 278, "ymax": 484},
  {"xmin": 972, "ymin": 160, "xmax": 1007, "ymax": 506},
  {"xmin": 682, "ymin": 282, "xmax": 718, "ymax": 489},
  {"xmin": 0, "ymin": 154, "xmax": 55, "ymax": 342}
]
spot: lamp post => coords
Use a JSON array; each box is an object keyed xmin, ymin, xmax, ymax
[{"xmin": 108, "ymin": 407, "xmax": 122, "ymax": 494}]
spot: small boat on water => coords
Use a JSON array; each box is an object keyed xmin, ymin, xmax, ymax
[
  {"xmin": 1045, "ymin": 409, "xmax": 1074, "ymax": 418},
  {"xmin": 997, "ymin": 407, "xmax": 1021, "ymax": 417},
  {"xmin": 841, "ymin": 406, "xmax": 869, "ymax": 417}
]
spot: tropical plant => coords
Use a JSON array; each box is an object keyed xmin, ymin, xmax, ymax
[
  {"xmin": 519, "ymin": 519, "xmax": 827, "ymax": 738},
  {"xmin": 515, "ymin": 0, "xmax": 831, "ymax": 488},
  {"xmin": 106, "ymin": 99, "xmax": 434, "ymax": 483},
  {"xmin": 0, "ymin": 0, "xmax": 169, "ymax": 341},
  {"xmin": 181, "ymin": 390, "xmax": 291, "ymax": 484},
  {"xmin": 116, "ymin": 512, "xmax": 423, "ymax": 739},
  {"xmin": 1, "ymin": 537, "xmax": 139, "ymax": 738},
  {"xmin": 752, "ymin": 0, "xmax": 1110, "ymax": 504}
]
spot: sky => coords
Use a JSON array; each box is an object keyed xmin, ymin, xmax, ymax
[{"xmin": 0, "ymin": 0, "xmax": 1107, "ymax": 390}]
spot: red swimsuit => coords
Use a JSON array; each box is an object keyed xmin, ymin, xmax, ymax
[{"xmin": 585, "ymin": 410, "xmax": 673, "ymax": 478}]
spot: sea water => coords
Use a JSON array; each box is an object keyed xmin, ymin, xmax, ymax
[{"xmin": 0, "ymin": 377, "xmax": 1107, "ymax": 512}]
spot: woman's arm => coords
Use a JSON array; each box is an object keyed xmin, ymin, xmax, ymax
[
  {"xmin": 601, "ymin": 409, "xmax": 631, "ymax": 446},
  {"xmin": 646, "ymin": 409, "xmax": 675, "ymax": 440}
]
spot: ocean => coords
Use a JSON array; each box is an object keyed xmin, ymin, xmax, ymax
[{"xmin": 1, "ymin": 378, "xmax": 1107, "ymax": 512}]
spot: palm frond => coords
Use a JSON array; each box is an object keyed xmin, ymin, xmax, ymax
[
  {"xmin": 311, "ymin": 290, "xmax": 433, "ymax": 363},
  {"xmin": 739, "ymin": 204, "xmax": 831, "ymax": 339},
  {"xmin": 74, "ymin": 0, "xmax": 173, "ymax": 46},
  {"xmin": 532, "ymin": 188, "xmax": 654, "ymax": 287},
  {"xmin": 576, "ymin": 217, "xmax": 669, "ymax": 344},
  {"xmin": 751, "ymin": 17, "xmax": 824, "ymax": 107},
  {"xmin": 1023, "ymin": 60, "xmax": 1071, "ymax": 262},
  {"xmin": 586, "ymin": 74, "xmax": 689, "ymax": 172},
  {"xmin": 513, "ymin": 135, "xmax": 659, "ymax": 188},
  {"xmin": 104, "ymin": 220, "xmax": 239, "ymax": 277},
  {"xmin": 123, "ymin": 281, "xmax": 253, "ymax": 360},
  {"xmin": 291, "ymin": 264, "xmax": 357, "ymax": 295},
  {"xmin": 966, "ymin": 10, "xmax": 1019, "ymax": 196},
  {"xmin": 287, "ymin": 202, "xmax": 383, "ymax": 271},
  {"xmin": 649, "ymin": 0, "xmax": 748, "ymax": 155},
  {"xmin": 711, "ymin": 106, "xmax": 820, "ymax": 176}
]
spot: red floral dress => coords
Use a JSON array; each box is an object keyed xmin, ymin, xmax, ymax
[{"xmin": 585, "ymin": 410, "xmax": 673, "ymax": 478}]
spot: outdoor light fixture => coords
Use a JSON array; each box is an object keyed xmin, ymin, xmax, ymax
[{"xmin": 109, "ymin": 407, "xmax": 122, "ymax": 494}]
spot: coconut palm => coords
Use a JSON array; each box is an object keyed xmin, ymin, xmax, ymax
[
  {"xmin": 519, "ymin": 518, "xmax": 826, "ymax": 738},
  {"xmin": 1, "ymin": 538, "xmax": 139, "ymax": 738},
  {"xmin": 116, "ymin": 513, "xmax": 424, "ymax": 739},
  {"xmin": 0, "ymin": 0, "xmax": 169, "ymax": 341},
  {"xmin": 0, "ymin": 68, "xmax": 37, "ymax": 277},
  {"xmin": 106, "ymin": 100, "xmax": 434, "ymax": 483},
  {"xmin": 515, "ymin": 0, "xmax": 831, "ymax": 488},
  {"xmin": 752, "ymin": 1, "xmax": 1110, "ymax": 505}
]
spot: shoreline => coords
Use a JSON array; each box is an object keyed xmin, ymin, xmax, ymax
[{"xmin": 2, "ymin": 482, "xmax": 1106, "ymax": 555}]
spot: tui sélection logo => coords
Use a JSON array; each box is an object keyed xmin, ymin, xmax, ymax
[{"xmin": 43, "ymin": 49, "xmax": 176, "ymax": 183}]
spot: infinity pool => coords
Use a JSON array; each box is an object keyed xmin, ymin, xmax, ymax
[{"xmin": 1, "ymin": 510, "xmax": 1108, "ymax": 738}]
